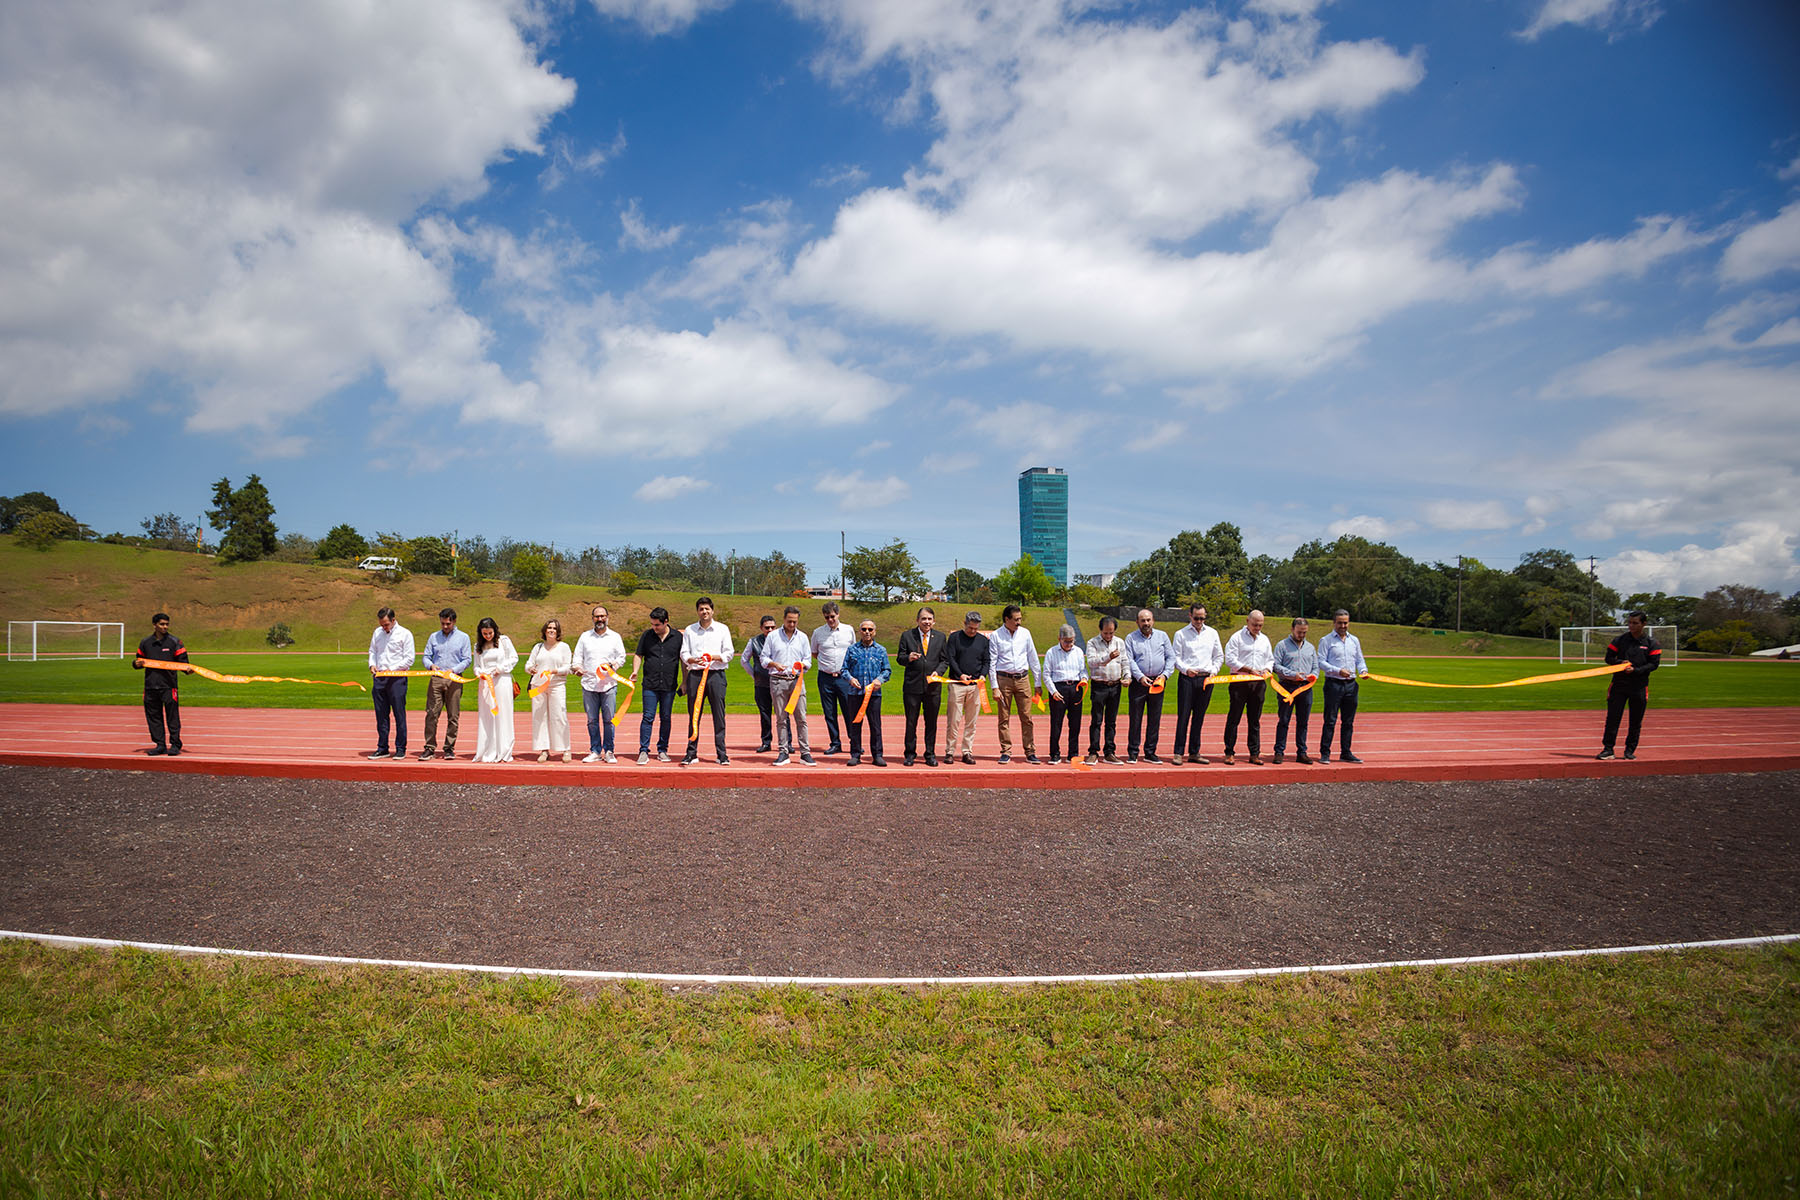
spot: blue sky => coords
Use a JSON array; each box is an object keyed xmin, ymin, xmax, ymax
[{"xmin": 3, "ymin": 0, "xmax": 1797, "ymax": 595}]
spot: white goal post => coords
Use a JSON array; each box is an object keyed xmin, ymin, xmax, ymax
[
  {"xmin": 1559, "ymin": 625, "xmax": 1678, "ymax": 667},
  {"xmin": 6, "ymin": 621, "xmax": 127, "ymax": 662}
]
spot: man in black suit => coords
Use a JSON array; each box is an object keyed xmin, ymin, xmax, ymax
[{"xmin": 896, "ymin": 606, "xmax": 948, "ymax": 766}]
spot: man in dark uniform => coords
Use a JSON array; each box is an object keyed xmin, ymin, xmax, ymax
[
  {"xmin": 896, "ymin": 606, "xmax": 947, "ymax": 766},
  {"xmin": 134, "ymin": 611, "xmax": 188, "ymax": 756},
  {"xmin": 1597, "ymin": 611, "xmax": 1661, "ymax": 760}
]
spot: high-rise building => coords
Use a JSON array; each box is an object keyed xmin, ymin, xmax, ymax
[{"xmin": 1018, "ymin": 467, "xmax": 1068, "ymax": 587}]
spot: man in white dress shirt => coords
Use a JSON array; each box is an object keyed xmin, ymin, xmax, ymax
[
  {"xmin": 1222, "ymin": 610, "xmax": 1274, "ymax": 765},
  {"xmin": 367, "ymin": 606, "xmax": 415, "ymax": 760},
  {"xmin": 1084, "ymin": 615, "xmax": 1130, "ymax": 764},
  {"xmin": 1171, "ymin": 604, "xmax": 1224, "ymax": 765},
  {"xmin": 988, "ymin": 604, "xmax": 1041, "ymax": 764},
  {"xmin": 1318, "ymin": 608, "xmax": 1369, "ymax": 764},
  {"xmin": 572, "ymin": 604, "xmax": 627, "ymax": 763},
  {"xmin": 1042, "ymin": 623, "xmax": 1087, "ymax": 764},
  {"xmin": 810, "ymin": 601, "xmax": 856, "ymax": 756},
  {"xmin": 681, "ymin": 596, "xmax": 734, "ymax": 766},
  {"xmin": 761, "ymin": 605, "xmax": 816, "ymax": 766}
]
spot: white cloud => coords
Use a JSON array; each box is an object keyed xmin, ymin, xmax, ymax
[
  {"xmin": 1719, "ymin": 202, "xmax": 1800, "ymax": 283},
  {"xmin": 1326, "ymin": 515, "xmax": 1416, "ymax": 540},
  {"xmin": 659, "ymin": 201, "xmax": 795, "ymax": 306},
  {"xmin": 588, "ymin": 0, "xmax": 730, "ymax": 35},
  {"xmin": 539, "ymin": 129, "xmax": 626, "ymax": 191},
  {"xmin": 634, "ymin": 474, "xmax": 713, "ymax": 502},
  {"xmin": 522, "ymin": 315, "xmax": 896, "ymax": 456},
  {"xmin": 0, "ymin": 0, "xmax": 573, "ymax": 430},
  {"xmin": 1126, "ymin": 420, "xmax": 1185, "ymax": 452},
  {"xmin": 1479, "ymin": 215, "xmax": 1714, "ymax": 295},
  {"xmin": 619, "ymin": 199, "xmax": 685, "ymax": 251},
  {"xmin": 1421, "ymin": 499, "xmax": 1514, "ymax": 531},
  {"xmin": 1602, "ymin": 522, "xmax": 1799, "ymax": 595},
  {"xmin": 854, "ymin": 439, "xmax": 893, "ymax": 457},
  {"xmin": 969, "ymin": 401, "xmax": 1100, "ymax": 468},
  {"xmin": 1519, "ymin": 0, "xmax": 1661, "ymax": 41},
  {"xmin": 814, "ymin": 470, "xmax": 912, "ymax": 511}
]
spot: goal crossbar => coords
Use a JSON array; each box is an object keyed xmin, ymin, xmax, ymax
[
  {"xmin": 1559, "ymin": 625, "xmax": 1678, "ymax": 667},
  {"xmin": 6, "ymin": 621, "xmax": 127, "ymax": 662}
]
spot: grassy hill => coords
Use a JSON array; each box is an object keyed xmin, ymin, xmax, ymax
[{"xmin": 1, "ymin": 537, "xmax": 1559, "ymax": 658}]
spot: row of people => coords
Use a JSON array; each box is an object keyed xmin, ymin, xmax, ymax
[{"xmin": 363, "ymin": 599, "xmax": 1372, "ymax": 767}]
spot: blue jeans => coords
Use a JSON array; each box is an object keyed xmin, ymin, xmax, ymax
[
  {"xmin": 639, "ymin": 687, "xmax": 676, "ymax": 754},
  {"xmin": 372, "ymin": 675, "xmax": 408, "ymax": 754},
  {"xmin": 582, "ymin": 687, "xmax": 617, "ymax": 754}
]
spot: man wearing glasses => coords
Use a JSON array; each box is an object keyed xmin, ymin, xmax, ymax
[
  {"xmin": 740, "ymin": 614, "xmax": 779, "ymax": 753},
  {"xmin": 572, "ymin": 605, "xmax": 626, "ymax": 763},
  {"xmin": 842, "ymin": 619, "xmax": 892, "ymax": 767}
]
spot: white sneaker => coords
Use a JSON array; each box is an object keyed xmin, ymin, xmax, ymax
[
  {"xmin": 583, "ymin": 752, "xmax": 602, "ymax": 763},
  {"xmin": 603, "ymin": 751, "xmax": 616, "ymax": 763},
  {"xmin": 773, "ymin": 754, "xmax": 790, "ymax": 766}
]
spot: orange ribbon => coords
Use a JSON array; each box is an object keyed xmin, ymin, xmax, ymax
[
  {"xmin": 978, "ymin": 678, "xmax": 992, "ymax": 713},
  {"xmin": 784, "ymin": 664, "xmax": 806, "ymax": 714},
  {"xmin": 1363, "ymin": 663, "xmax": 1630, "ymax": 690},
  {"xmin": 528, "ymin": 670, "xmax": 558, "ymax": 699},
  {"xmin": 611, "ymin": 675, "xmax": 635, "ymax": 726},
  {"xmin": 143, "ymin": 660, "xmax": 367, "ymax": 691},
  {"xmin": 1269, "ymin": 674, "xmax": 1318, "ymax": 703},
  {"xmin": 851, "ymin": 682, "xmax": 876, "ymax": 725},
  {"xmin": 475, "ymin": 673, "xmax": 502, "ymax": 716},
  {"xmin": 687, "ymin": 655, "xmax": 716, "ymax": 741}
]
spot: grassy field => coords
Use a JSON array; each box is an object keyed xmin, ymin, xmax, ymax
[
  {"xmin": 2, "ymin": 651, "xmax": 1795, "ymax": 715},
  {"xmin": 1, "ymin": 940, "xmax": 1794, "ymax": 1196}
]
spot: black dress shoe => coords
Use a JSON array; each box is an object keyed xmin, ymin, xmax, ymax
[
  {"xmin": 757, "ymin": 742, "xmax": 772, "ymax": 753},
  {"xmin": 848, "ymin": 754, "xmax": 862, "ymax": 767},
  {"xmin": 1341, "ymin": 754, "xmax": 1364, "ymax": 764},
  {"xmin": 370, "ymin": 749, "xmax": 390, "ymax": 759},
  {"xmin": 167, "ymin": 748, "xmax": 182, "ymax": 757},
  {"xmin": 926, "ymin": 753, "xmax": 939, "ymax": 767},
  {"xmin": 1595, "ymin": 749, "xmax": 1615, "ymax": 760},
  {"xmin": 1026, "ymin": 754, "xmax": 1040, "ymax": 764},
  {"xmin": 904, "ymin": 754, "xmax": 916, "ymax": 766},
  {"xmin": 872, "ymin": 756, "xmax": 887, "ymax": 767},
  {"xmin": 1623, "ymin": 749, "xmax": 1636, "ymax": 760},
  {"xmin": 1296, "ymin": 752, "xmax": 1314, "ymax": 764},
  {"xmin": 961, "ymin": 753, "xmax": 975, "ymax": 765},
  {"xmin": 825, "ymin": 745, "xmax": 843, "ymax": 756},
  {"xmin": 1272, "ymin": 752, "xmax": 1284, "ymax": 764},
  {"xmin": 148, "ymin": 746, "xmax": 168, "ymax": 756}
]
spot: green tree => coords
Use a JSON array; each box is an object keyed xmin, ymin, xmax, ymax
[
  {"xmin": 405, "ymin": 536, "xmax": 455, "ymax": 576},
  {"xmin": 844, "ymin": 538, "xmax": 930, "ymax": 603},
  {"xmin": 1694, "ymin": 584, "xmax": 1786, "ymax": 646},
  {"xmin": 1690, "ymin": 620, "xmax": 1760, "ymax": 656},
  {"xmin": 508, "ymin": 549, "xmax": 554, "ymax": 600},
  {"xmin": 317, "ymin": 524, "xmax": 369, "ymax": 562},
  {"xmin": 943, "ymin": 567, "xmax": 985, "ymax": 601},
  {"xmin": 1183, "ymin": 574, "xmax": 1249, "ymax": 630},
  {"xmin": 0, "ymin": 491, "xmax": 64, "ymax": 533},
  {"xmin": 15, "ymin": 510, "xmax": 82, "ymax": 550},
  {"xmin": 611, "ymin": 569, "xmax": 641, "ymax": 596},
  {"xmin": 140, "ymin": 512, "xmax": 199, "ymax": 550},
  {"xmin": 1069, "ymin": 582, "xmax": 1118, "ymax": 608},
  {"xmin": 207, "ymin": 475, "xmax": 278, "ymax": 563},
  {"xmin": 265, "ymin": 622, "xmax": 295, "ymax": 648},
  {"xmin": 990, "ymin": 555, "xmax": 1057, "ymax": 604}
]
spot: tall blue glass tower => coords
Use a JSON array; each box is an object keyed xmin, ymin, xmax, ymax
[{"xmin": 1018, "ymin": 467, "xmax": 1068, "ymax": 587}]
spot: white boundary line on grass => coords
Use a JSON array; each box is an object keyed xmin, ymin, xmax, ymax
[{"xmin": 2, "ymin": 929, "xmax": 1794, "ymax": 987}]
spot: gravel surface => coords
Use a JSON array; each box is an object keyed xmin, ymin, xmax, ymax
[{"xmin": 2, "ymin": 765, "xmax": 1794, "ymax": 977}]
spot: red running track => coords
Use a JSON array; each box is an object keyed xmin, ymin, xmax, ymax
[{"xmin": 1, "ymin": 702, "xmax": 1796, "ymax": 788}]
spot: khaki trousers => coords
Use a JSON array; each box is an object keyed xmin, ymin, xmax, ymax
[
  {"xmin": 994, "ymin": 673, "xmax": 1035, "ymax": 756},
  {"xmin": 945, "ymin": 682, "xmax": 981, "ymax": 757}
]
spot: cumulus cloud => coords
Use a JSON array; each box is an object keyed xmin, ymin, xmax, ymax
[
  {"xmin": 1479, "ymin": 216, "xmax": 1715, "ymax": 295},
  {"xmin": 1421, "ymin": 499, "xmax": 1514, "ymax": 531},
  {"xmin": 1519, "ymin": 0, "xmax": 1661, "ymax": 41},
  {"xmin": 634, "ymin": 474, "xmax": 713, "ymax": 501},
  {"xmin": 1602, "ymin": 522, "xmax": 1799, "ymax": 595},
  {"xmin": 1326, "ymin": 515, "xmax": 1416, "ymax": 540},
  {"xmin": 588, "ymin": 0, "xmax": 731, "ymax": 35},
  {"xmin": 0, "ymin": 0, "xmax": 573, "ymax": 430},
  {"xmin": 1719, "ymin": 202, "xmax": 1800, "ymax": 283},
  {"xmin": 968, "ymin": 401, "xmax": 1101, "ymax": 468},
  {"xmin": 815, "ymin": 470, "xmax": 912, "ymax": 510}
]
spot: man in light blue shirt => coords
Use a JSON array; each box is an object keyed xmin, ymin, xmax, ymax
[
  {"xmin": 419, "ymin": 607, "xmax": 472, "ymax": 760},
  {"xmin": 1124, "ymin": 608, "xmax": 1175, "ymax": 762},
  {"xmin": 1317, "ymin": 609, "xmax": 1368, "ymax": 764},
  {"xmin": 1271, "ymin": 617, "xmax": 1318, "ymax": 765}
]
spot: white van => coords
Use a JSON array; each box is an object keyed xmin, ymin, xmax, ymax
[{"xmin": 356, "ymin": 556, "xmax": 402, "ymax": 572}]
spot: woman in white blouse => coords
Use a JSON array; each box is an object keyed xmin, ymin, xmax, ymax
[
  {"xmin": 471, "ymin": 617, "xmax": 519, "ymax": 763},
  {"xmin": 526, "ymin": 618, "xmax": 573, "ymax": 762}
]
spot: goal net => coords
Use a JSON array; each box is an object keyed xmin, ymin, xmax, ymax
[
  {"xmin": 7, "ymin": 621, "xmax": 127, "ymax": 662},
  {"xmin": 1559, "ymin": 625, "xmax": 1678, "ymax": 667}
]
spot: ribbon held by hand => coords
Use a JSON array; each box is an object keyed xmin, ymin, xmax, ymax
[
  {"xmin": 784, "ymin": 662, "xmax": 807, "ymax": 715},
  {"xmin": 145, "ymin": 660, "xmax": 368, "ymax": 691},
  {"xmin": 851, "ymin": 679, "xmax": 876, "ymax": 725},
  {"xmin": 687, "ymin": 654, "xmax": 717, "ymax": 741}
]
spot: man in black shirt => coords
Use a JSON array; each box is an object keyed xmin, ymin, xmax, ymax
[
  {"xmin": 633, "ymin": 607, "xmax": 683, "ymax": 764},
  {"xmin": 741, "ymin": 614, "xmax": 777, "ymax": 753},
  {"xmin": 943, "ymin": 610, "xmax": 992, "ymax": 765},
  {"xmin": 896, "ymin": 606, "xmax": 947, "ymax": 766},
  {"xmin": 134, "ymin": 611, "xmax": 188, "ymax": 756},
  {"xmin": 1597, "ymin": 611, "xmax": 1662, "ymax": 760}
]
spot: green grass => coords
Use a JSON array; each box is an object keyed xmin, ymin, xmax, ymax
[
  {"xmin": 3, "ymin": 652, "xmax": 1796, "ymax": 715},
  {"xmin": 1, "ymin": 941, "xmax": 1794, "ymax": 1196}
]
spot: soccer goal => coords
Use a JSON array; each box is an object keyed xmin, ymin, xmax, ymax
[
  {"xmin": 6, "ymin": 621, "xmax": 127, "ymax": 662},
  {"xmin": 1559, "ymin": 625, "xmax": 1678, "ymax": 667}
]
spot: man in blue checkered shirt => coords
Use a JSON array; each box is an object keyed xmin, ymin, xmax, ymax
[{"xmin": 842, "ymin": 617, "xmax": 893, "ymax": 767}]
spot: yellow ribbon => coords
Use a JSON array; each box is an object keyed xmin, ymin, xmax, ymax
[
  {"xmin": 1269, "ymin": 675, "xmax": 1317, "ymax": 703},
  {"xmin": 374, "ymin": 669, "xmax": 468, "ymax": 683},
  {"xmin": 142, "ymin": 659, "xmax": 367, "ymax": 691},
  {"xmin": 1361, "ymin": 662, "xmax": 1631, "ymax": 690}
]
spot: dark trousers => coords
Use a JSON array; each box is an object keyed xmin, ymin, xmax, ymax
[
  {"xmin": 846, "ymin": 689, "xmax": 884, "ymax": 757},
  {"xmin": 1602, "ymin": 681, "xmax": 1648, "ymax": 752},
  {"xmin": 582, "ymin": 687, "xmax": 616, "ymax": 754},
  {"xmin": 753, "ymin": 677, "xmax": 773, "ymax": 747},
  {"xmin": 1173, "ymin": 673, "xmax": 1213, "ymax": 757},
  {"xmin": 372, "ymin": 676, "xmax": 407, "ymax": 754},
  {"xmin": 1128, "ymin": 681, "xmax": 1164, "ymax": 756},
  {"xmin": 1088, "ymin": 681, "xmax": 1122, "ymax": 756},
  {"xmin": 817, "ymin": 671, "xmax": 850, "ymax": 749},
  {"xmin": 423, "ymin": 674, "xmax": 462, "ymax": 754},
  {"xmin": 1274, "ymin": 680, "xmax": 1312, "ymax": 755},
  {"xmin": 1320, "ymin": 677, "xmax": 1359, "ymax": 758},
  {"xmin": 1224, "ymin": 680, "xmax": 1266, "ymax": 756},
  {"xmin": 1047, "ymin": 680, "xmax": 1083, "ymax": 758},
  {"xmin": 904, "ymin": 687, "xmax": 940, "ymax": 757},
  {"xmin": 143, "ymin": 687, "xmax": 181, "ymax": 750},
  {"xmin": 639, "ymin": 687, "xmax": 676, "ymax": 754},
  {"xmin": 685, "ymin": 669, "xmax": 728, "ymax": 756}
]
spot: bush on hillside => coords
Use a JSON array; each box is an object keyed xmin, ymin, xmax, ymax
[
  {"xmin": 15, "ymin": 511, "xmax": 83, "ymax": 551},
  {"xmin": 611, "ymin": 569, "xmax": 641, "ymax": 596},
  {"xmin": 509, "ymin": 550, "xmax": 553, "ymax": 600},
  {"xmin": 316, "ymin": 524, "xmax": 368, "ymax": 562},
  {"xmin": 266, "ymin": 622, "xmax": 295, "ymax": 648}
]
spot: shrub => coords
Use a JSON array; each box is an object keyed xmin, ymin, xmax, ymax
[
  {"xmin": 611, "ymin": 569, "xmax": 641, "ymax": 596},
  {"xmin": 15, "ymin": 511, "xmax": 82, "ymax": 551},
  {"xmin": 509, "ymin": 550, "xmax": 554, "ymax": 600},
  {"xmin": 266, "ymin": 622, "xmax": 295, "ymax": 648}
]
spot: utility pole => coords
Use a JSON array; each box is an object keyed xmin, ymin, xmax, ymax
[
  {"xmin": 840, "ymin": 531, "xmax": 847, "ymax": 600},
  {"xmin": 1456, "ymin": 555, "xmax": 1464, "ymax": 633},
  {"xmin": 1587, "ymin": 555, "xmax": 1598, "ymax": 625}
]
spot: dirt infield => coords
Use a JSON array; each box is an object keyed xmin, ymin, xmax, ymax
[{"xmin": 1, "ymin": 765, "xmax": 1794, "ymax": 978}]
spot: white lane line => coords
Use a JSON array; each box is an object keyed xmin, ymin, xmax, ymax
[{"xmin": 2, "ymin": 929, "xmax": 1792, "ymax": 988}]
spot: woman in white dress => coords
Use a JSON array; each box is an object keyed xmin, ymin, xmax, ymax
[
  {"xmin": 471, "ymin": 617, "xmax": 519, "ymax": 763},
  {"xmin": 526, "ymin": 618, "xmax": 573, "ymax": 762}
]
